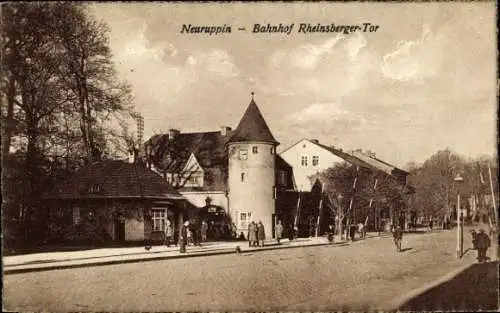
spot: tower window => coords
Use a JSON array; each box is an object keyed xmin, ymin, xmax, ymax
[
  {"xmin": 301, "ymin": 156, "xmax": 308, "ymax": 166},
  {"xmin": 312, "ymin": 156, "xmax": 320, "ymax": 166},
  {"xmin": 238, "ymin": 149, "xmax": 248, "ymax": 160},
  {"xmin": 270, "ymin": 147, "xmax": 275, "ymax": 154},
  {"xmin": 241, "ymin": 172, "xmax": 245, "ymax": 182},
  {"xmin": 252, "ymin": 146, "xmax": 258, "ymax": 154}
]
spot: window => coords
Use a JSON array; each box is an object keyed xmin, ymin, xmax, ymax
[
  {"xmin": 252, "ymin": 146, "xmax": 258, "ymax": 154},
  {"xmin": 241, "ymin": 172, "xmax": 245, "ymax": 182},
  {"xmin": 72, "ymin": 207, "xmax": 80, "ymax": 225},
  {"xmin": 188, "ymin": 175, "xmax": 200, "ymax": 185},
  {"xmin": 301, "ymin": 156, "xmax": 308, "ymax": 166},
  {"xmin": 278, "ymin": 171, "xmax": 287, "ymax": 185},
  {"xmin": 184, "ymin": 172, "xmax": 203, "ymax": 187},
  {"xmin": 88, "ymin": 184, "xmax": 101, "ymax": 193},
  {"xmin": 270, "ymin": 147, "xmax": 275, "ymax": 154},
  {"xmin": 312, "ymin": 155, "xmax": 320, "ymax": 166},
  {"xmin": 152, "ymin": 210, "xmax": 166, "ymax": 231},
  {"xmin": 239, "ymin": 212, "xmax": 251, "ymax": 229},
  {"xmin": 239, "ymin": 149, "xmax": 248, "ymax": 160}
]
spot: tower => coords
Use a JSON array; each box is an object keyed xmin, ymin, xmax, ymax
[{"xmin": 226, "ymin": 93, "xmax": 279, "ymax": 236}]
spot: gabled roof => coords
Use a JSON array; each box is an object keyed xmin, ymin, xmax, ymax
[
  {"xmin": 227, "ymin": 99, "xmax": 279, "ymax": 145},
  {"xmin": 145, "ymin": 131, "xmax": 231, "ymax": 192},
  {"xmin": 306, "ymin": 139, "xmax": 409, "ymax": 184},
  {"xmin": 146, "ymin": 131, "xmax": 231, "ymax": 171},
  {"xmin": 182, "ymin": 152, "xmax": 204, "ymax": 173},
  {"xmin": 44, "ymin": 160, "xmax": 183, "ymax": 200}
]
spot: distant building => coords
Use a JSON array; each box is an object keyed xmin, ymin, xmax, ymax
[
  {"xmin": 144, "ymin": 95, "xmax": 295, "ymax": 238},
  {"xmin": 280, "ymin": 138, "xmax": 409, "ymax": 191}
]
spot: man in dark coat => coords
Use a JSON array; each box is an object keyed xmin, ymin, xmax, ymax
[
  {"xmin": 257, "ymin": 221, "xmax": 266, "ymax": 247},
  {"xmin": 475, "ymin": 228, "xmax": 491, "ymax": 263}
]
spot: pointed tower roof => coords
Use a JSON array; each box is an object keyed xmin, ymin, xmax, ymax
[{"xmin": 227, "ymin": 92, "xmax": 279, "ymax": 145}]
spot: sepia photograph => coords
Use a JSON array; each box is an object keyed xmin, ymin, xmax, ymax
[{"xmin": 1, "ymin": 1, "xmax": 498, "ymax": 312}]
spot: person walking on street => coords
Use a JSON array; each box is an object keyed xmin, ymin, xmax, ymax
[
  {"xmin": 357, "ymin": 222, "xmax": 366, "ymax": 239},
  {"xmin": 164, "ymin": 219, "xmax": 174, "ymax": 247},
  {"xmin": 392, "ymin": 225, "xmax": 403, "ymax": 252},
  {"xmin": 428, "ymin": 217, "xmax": 434, "ymax": 232},
  {"xmin": 475, "ymin": 228, "xmax": 491, "ymax": 263},
  {"xmin": 275, "ymin": 220, "xmax": 284, "ymax": 245},
  {"xmin": 257, "ymin": 221, "xmax": 266, "ymax": 247},
  {"xmin": 248, "ymin": 221, "xmax": 257, "ymax": 247},
  {"xmin": 201, "ymin": 220, "xmax": 208, "ymax": 243}
]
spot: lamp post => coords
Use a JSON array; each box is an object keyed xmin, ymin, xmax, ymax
[{"xmin": 454, "ymin": 173, "xmax": 464, "ymax": 259}]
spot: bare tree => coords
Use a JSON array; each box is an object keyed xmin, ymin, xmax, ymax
[{"xmin": 54, "ymin": 3, "xmax": 133, "ymax": 163}]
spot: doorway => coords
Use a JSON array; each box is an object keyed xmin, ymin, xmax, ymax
[{"xmin": 114, "ymin": 216, "xmax": 125, "ymax": 242}]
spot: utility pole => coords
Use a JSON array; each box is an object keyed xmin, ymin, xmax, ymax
[
  {"xmin": 315, "ymin": 183, "xmax": 325, "ymax": 237},
  {"xmin": 488, "ymin": 165, "xmax": 497, "ymax": 228},
  {"xmin": 454, "ymin": 173, "xmax": 464, "ymax": 259}
]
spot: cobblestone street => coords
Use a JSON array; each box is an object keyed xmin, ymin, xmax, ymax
[{"xmin": 4, "ymin": 229, "xmax": 497, "ymax": 311}]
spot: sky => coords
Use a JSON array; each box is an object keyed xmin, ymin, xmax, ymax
[{"xmin": 90, "ymin": 2, "xmax": 497, "ymax": 168}]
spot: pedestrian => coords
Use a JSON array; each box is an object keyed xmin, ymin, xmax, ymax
[
  {"xmin": 164, "ymin": 219, "xmax": 174, "ymax": 247},
  {"xmin": 428, "ymin": 218, "xmax": 434, "ymax": 232},
  {"xmin": 186, "ymin": 221, "xmax": 193, "ymax": 246},
  {"xmin": 392, "ymin": 225, "xmax": 403, "ymax": 252},
  {"xmin": 275, "ymin": 220, "xmax": 284, "ymax": 245},
  {"xmin": 179, "ymin": 221, "xmax": 188, "ymax": 253},
  {"xmin": 475, "ymin": 228, "xmax": 491, "ymax": 263},
  {"xmin": 357, "ymin": 222, "xmax": 366, "ymax": 239},
  {"xmin": 327, "ymin": 224, "xmax": 335, "ymax": 243},
  {"xmin": 201, "ymin": 220, "xmax": 208, "ymax": 242},
  {"xmin": 248, "ymin": 221, "xmax": 257, "ymax": 247},
  {"xmin": 349, "ymin": 224, "xmax": 356, "ymax": 241},
  {"xmin": 257, "ymin": 221, "xmax": 266, "ymax": 247}
]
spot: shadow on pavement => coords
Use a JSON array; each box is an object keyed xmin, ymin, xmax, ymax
[
  {"xmin": 399, "ymin": 260, "xmax": 499, "ymax": 311},
  {"xmin": 400, "ymin": 247, "xmax": 413, "ymax": 252}
]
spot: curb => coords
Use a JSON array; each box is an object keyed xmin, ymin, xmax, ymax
[
  {"xmin": 385, "ymin": 261, "xmax": 476, "ymax": 311},
  {"xmin": 4, "ymin": 241, "xmax": 334, "ymax": 275}
]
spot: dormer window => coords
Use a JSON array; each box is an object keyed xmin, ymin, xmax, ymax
[{"xmin": 88, "ymin": 184, "xmax": 101, "ymax": 193}]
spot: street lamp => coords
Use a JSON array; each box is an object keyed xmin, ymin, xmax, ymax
[{"xmin": 454, "ymin": 173, "xmax": 464, "ymax": 259}]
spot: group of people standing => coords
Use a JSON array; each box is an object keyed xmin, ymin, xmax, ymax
[
  {"xmin": 247, "ymin": 221, "xmax": 266, "ymax": 247},
  {"xmin": 247, "ymin": 220, "xmax": 285, "ymax": 247}
]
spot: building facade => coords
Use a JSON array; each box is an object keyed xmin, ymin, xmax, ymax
[
  {"xmin": 143, "ymin": 95, "xmax": 295, "ymax": 239},
  {"xmin": 44, "ymin": 160, "xmax": 186, "ymax": 245},
  {"xmin": 281, "ymin": 138, "xmax": 410, "ymax": 192}
]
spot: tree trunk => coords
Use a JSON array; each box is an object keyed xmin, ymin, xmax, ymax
[{"xmin": 2, "ymin": 78, "xmax": 16, "ymax": 166}]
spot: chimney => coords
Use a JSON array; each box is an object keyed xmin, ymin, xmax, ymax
[
  {"xmin": 128, "ymin": 150, "xmax": 135, "ymax": 164},
  {"xmin": 310, "ymin": 139, "xmax": 319, "ymax": 144},
  {"xmin": 220, "ymin": 126, "xmax": 232, "ymax": 136},
  {"xmin": 169, "ymin": 129, "xmax": 180, "ymax": 140}
]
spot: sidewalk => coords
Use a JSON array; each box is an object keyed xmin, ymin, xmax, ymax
[
  {"xmin": 3, "ymin": 237, "xmax": 341, "ymax": 274},
  {"xmin": 2, "ymin": 228, "xmax": 464, "ymax": 275}
]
